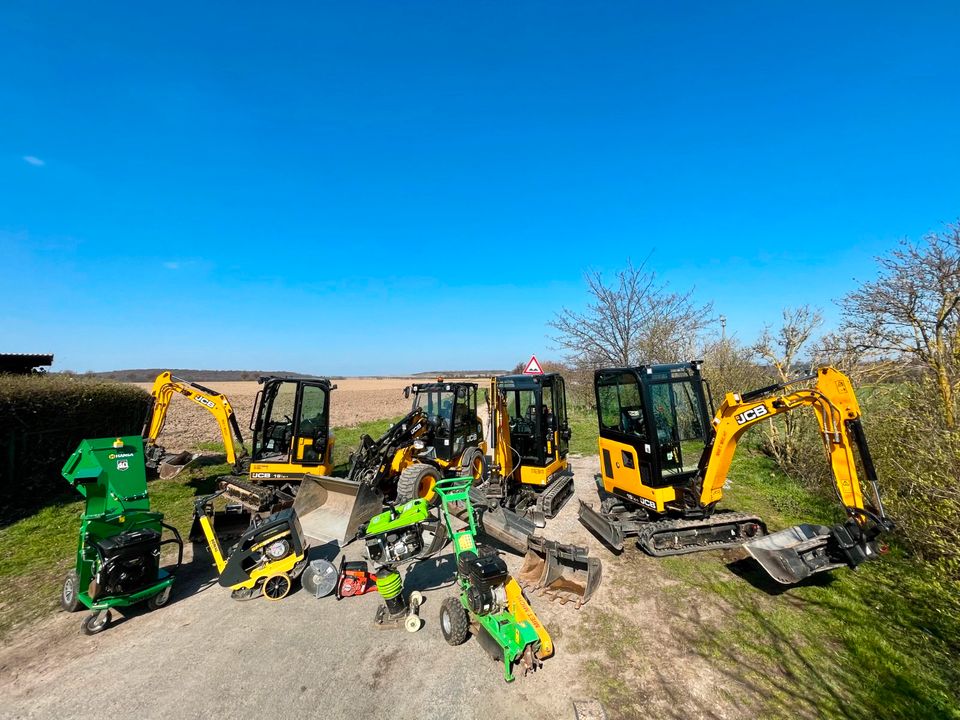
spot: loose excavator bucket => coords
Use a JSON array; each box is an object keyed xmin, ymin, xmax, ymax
[
  {"xmin": 461, "ymin": 488, "xmax": 602, "ymax": 608},
  {"xmin": 744, "ymin": 523, "xmax": 844, "ymax": 585},
  {"xmin": 292, "ymin": 474, "xmax": 384, "ymax": 546},
  {"xmin": 518, "ymin": 536, "xmax": 602, "ymax": 608},
  {"xmin": 157, "ymin": 451, "xmax": 201, "ymax": 479}
]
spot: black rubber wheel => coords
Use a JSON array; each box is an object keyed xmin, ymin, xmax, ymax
[
  {"xmin": 81, "ymin": 611, "xmax": 111, "ymax": 635},
  {"xmin": 440, "ymin": 596, "xmax": 470, "ymax": 646},
  {"xmin": 396, "ymin": 463, "xmax": 442, "ymax": 503},
  {"xmin": 458, "ymin": 448, "xmax": 488, "ymax": 482},
  {"xmin": 147, "ymin": 585, "xmax": 172, "ymax": 610},
  {"xmin": 61, "ymin": 570, "xmax": 82, "ymax": 612},
  {"xmin": 262, "ymin": 573, "xmax": 292, "ymax": 601}
]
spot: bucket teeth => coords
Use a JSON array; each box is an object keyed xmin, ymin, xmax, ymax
[{"xmin": 518, "ymin": 536, "xmax": 602, "ymax": 609}]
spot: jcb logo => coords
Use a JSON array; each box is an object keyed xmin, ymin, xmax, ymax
[
  {"xmin": 194, "ymin": 396, "xmax": 215, "ymax": 409},
  {"xmin": 735, "ymin": 405, "xmax": 769, "ymax": 425}
]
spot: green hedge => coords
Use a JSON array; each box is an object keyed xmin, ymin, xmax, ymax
[{"xmin": 0, "ymin": 375, "xmax": 150, "ymax": 520}]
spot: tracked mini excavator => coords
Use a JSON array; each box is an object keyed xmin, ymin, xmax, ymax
[
  {"xmin": 142, "ymin": 372, "xmax": 250, "ymax": 479},
  {"xmin": 578, "ymin": 362, "xmax": 894, "ymax": 584},
  {"xmin": 482, "ymin": 373, "xmax": 575, "ymax": 526},
  {"xmin": 142, "ymin": 372, "xmax": 336, "ymax": 487}
]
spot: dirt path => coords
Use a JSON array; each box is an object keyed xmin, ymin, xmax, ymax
[{"xmin": 0, "ymin": 457, "xmax": 743, "ymax": 720}]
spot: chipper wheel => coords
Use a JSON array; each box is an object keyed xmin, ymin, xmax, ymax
[
  {"xmin": 440, "ymin": 596, "xmax": 469, "ymax": 646},
  {"xmin": 81, "ymin": 610, "xmax": 111, "ymax": 636},
  {"xmin": 396, "ymin": 464, "xmax": 442, "ymax": 503},
  {"xmin": 60, "ymin": 570, "xmax": 82, "ymax": 613}
]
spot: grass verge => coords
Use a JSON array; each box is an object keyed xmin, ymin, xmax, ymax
[
  {"xmin": 574, "ymin": 448, "xmax": 960, "ymax": 720},
  {"xmin": 0, "ymin": 416, "xmax": 402, "ymax": 640}
]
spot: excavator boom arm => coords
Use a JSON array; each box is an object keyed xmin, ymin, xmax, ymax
[
  {"xmin": 142, "ymin": 371, "xmax": 247, "ymax": 467},
  {"xmin": 701, "ymin": 367, "xmax": 885, "ymax": 525}
]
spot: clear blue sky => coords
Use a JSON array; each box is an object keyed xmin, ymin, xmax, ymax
[{"xmin": 2, "ymin": 2, "xmax": 958, "ymax": 374}]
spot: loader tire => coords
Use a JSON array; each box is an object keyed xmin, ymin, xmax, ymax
[
  {"xmin": 440, "ymin": 596, "xmax": 469, "ymax": 646},
  {"xmin": 397, "ymin": 463, "xmax": 442, "ymax": 503},
  {"xmin": 458, "ymin": 448, "xmax": 488, "ymax": 482}
]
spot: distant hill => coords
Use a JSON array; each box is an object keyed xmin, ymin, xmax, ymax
[
  {"xmin": 81, "ymin": 369, "xmax": 344, "ymax": 383},
  {"xmin": 411, "ymin": 370, "xmax": 509, "ymax": 378},
  {"xmin": 75, "ymin": 368, "xmax": 506, "ymax": 382}
]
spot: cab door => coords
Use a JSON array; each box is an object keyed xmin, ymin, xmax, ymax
[
  {"xmin": 291, "ymin": 382, "xmax": 330, "ymax": 466},
  {"xmin": 595, "ymin": 370, "xmax": 656, "ymax": 498}
]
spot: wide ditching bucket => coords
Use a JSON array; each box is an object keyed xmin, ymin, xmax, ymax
[
  {"xmin": 292, "ymin": 474, "xmax": 383, "ymax": 546},
  {"xmin": 518, "ymin": 535, "xmax": 602, "ymax": 609},
  {"xmin": 744, "ymin": 523, "xmax": 844, "ymax": 585}
]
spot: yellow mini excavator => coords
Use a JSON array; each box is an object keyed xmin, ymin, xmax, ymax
[
  {"xmin": 142, "ymin": 372, "xmax": 250, "ymax": 478},
  {"xmin": 142, "ymin": 372, "xmax": 336, "ymax": 487},
  {"xmin": 482, "ymin": 373, "xmax": 575, "ymax": 526},
  {"xmin": 578, "ymin": 362, "xmax": 894, "ymax": 584}
]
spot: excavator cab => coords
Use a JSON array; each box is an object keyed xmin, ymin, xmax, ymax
[
  {"xmin": 594, "ymin": 362, "xmax": 712, "ymax": 502},
  {"xmin": 248, "ymin": 376, "xmax": 335, "ymax": 482},
  {"xmin": 408, "ymin": 381, "xmax": 483, "ymax": 463}
]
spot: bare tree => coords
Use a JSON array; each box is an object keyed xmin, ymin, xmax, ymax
[
  {"xmin": 752, "ymin": 305, "xmax": 824, "ymax": 470},
  {"xmin": 700, "ymin": 334, "xmax": 768, "ymax": 400},
  {"xmin": 840, "ymin": 223, "xmax": 960, "ymax": 428},
  {"xmin": 550, "ymin": 260, "xmax": 713, "ymax": 369}
]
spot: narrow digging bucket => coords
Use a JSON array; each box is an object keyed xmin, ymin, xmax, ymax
[
  {"xmin": 518, "ymin": 536, "xmax": 602, "ymax": 609},
  {"xmin": 292, "ymin": 474, "xmax": 383, "ymax": 546},
  {"xmin": 744, "ymin": 523, "xmax": 842, "ymax": 585},
  {"xmin": 158, "ymin": 451, "xmax": 200, "ymax": 479}
]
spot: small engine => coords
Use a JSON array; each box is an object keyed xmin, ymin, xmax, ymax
[
  {"xmin": 458, "ymin": 551, "xmax": 510, "ymax": 616},
  {"xmin": 90, "ymin": 528, "xmax": 161, "ymax": 600},
  {"xmin": 365, "ymin": 526, "xmax": 424, "ymax": 565}
]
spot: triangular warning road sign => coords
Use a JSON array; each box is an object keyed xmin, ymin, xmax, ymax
[{"xmin": 523, "ymin": 355, "xmax": 544, "ymax": 375}]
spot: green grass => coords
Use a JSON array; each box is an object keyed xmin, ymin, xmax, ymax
[
  {"xmin": 0, "ymin": 416, "xmax": 402, "ymax": 639},
  {"xmin": 575, "ymin": 448, "xmax": 960, "ymax": 720},
  {"xmin": 567, "ymin": 404, "xmax": 599, "ymax": 455}
]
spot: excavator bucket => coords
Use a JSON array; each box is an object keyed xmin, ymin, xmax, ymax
[
  {"xmin": 744, "ymin": 523, "xmax": 843, "ymax": 585},
  {"xmin": 157, "ymin": 451, "xmax": 200, "ymax": 479},
  {"xmin": 518, "ymin": 536, "xmax": 602, "ymax": 608},
  {"xmin": 292, "ymin": 474, "xmax": 383, "ymax": 546}
]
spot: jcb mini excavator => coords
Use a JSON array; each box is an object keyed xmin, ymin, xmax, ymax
[
  {"xmin": 142, "ymin": 372, "xmax": 250, "ymax": 478},
  {"xmin": 142, "ymin": 372, "xmax": 336, "ymax": 487},
  {"xmin": 578, "ymin": 362, "xmax": 893, "ymax": 584},
  {"xmin": 483, "ymin": 373, "xmax": 575, "ymax": 525}
]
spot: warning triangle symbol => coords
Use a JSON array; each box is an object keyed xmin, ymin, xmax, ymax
[{"xmin": 523, "ymin": 355, "xmax": 544, "ymax": 375}]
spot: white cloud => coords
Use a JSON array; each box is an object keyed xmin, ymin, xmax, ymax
[
  {"xmin": 23, "ymin": 155, "xmax": 45, "ymax": 166},
  {"xmin": 163, "ymin": 261, "xmax": 180, "ymax": 270}
]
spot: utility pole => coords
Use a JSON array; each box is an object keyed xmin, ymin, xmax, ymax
[{"xmin": 720, "ymin": 315, "xmax": 727, "ymax": 341}]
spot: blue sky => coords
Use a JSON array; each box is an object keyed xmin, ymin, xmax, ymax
[{"xmin": 2, "ymin": 2, "xmax": 958, "ymax": 374}]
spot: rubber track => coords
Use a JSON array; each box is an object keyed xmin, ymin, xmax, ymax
[
  {"xmin": 534, "ymin": 472, "xmax": 575, "ymax": 519},
  {"xmin": 636, "ymin": 512, "xmax": 766, "ymax": 557},
  {"xmin": 218, "ymin": 476, "xmax": 277, "ymax": 509}
]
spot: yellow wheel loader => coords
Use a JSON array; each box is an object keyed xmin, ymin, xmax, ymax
[
  {"xmin": 578, "ymin": 362, "xmax": 894, "ymax": 584},
  {"xmin": 291, "ymin": 379, "xmax": 487, "ymax": 545},
  {"xmin": 288, "ymin": 378, "xmax": 602, "ymax": 607}
]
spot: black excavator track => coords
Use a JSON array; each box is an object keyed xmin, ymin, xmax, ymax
[
  {"xmin": 636, "ymin": 512, "xmax": 767, "ymax": 557},
  {"xmin": 533, "ymin": 470, "xmax": 575, "ymax": 520}
]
